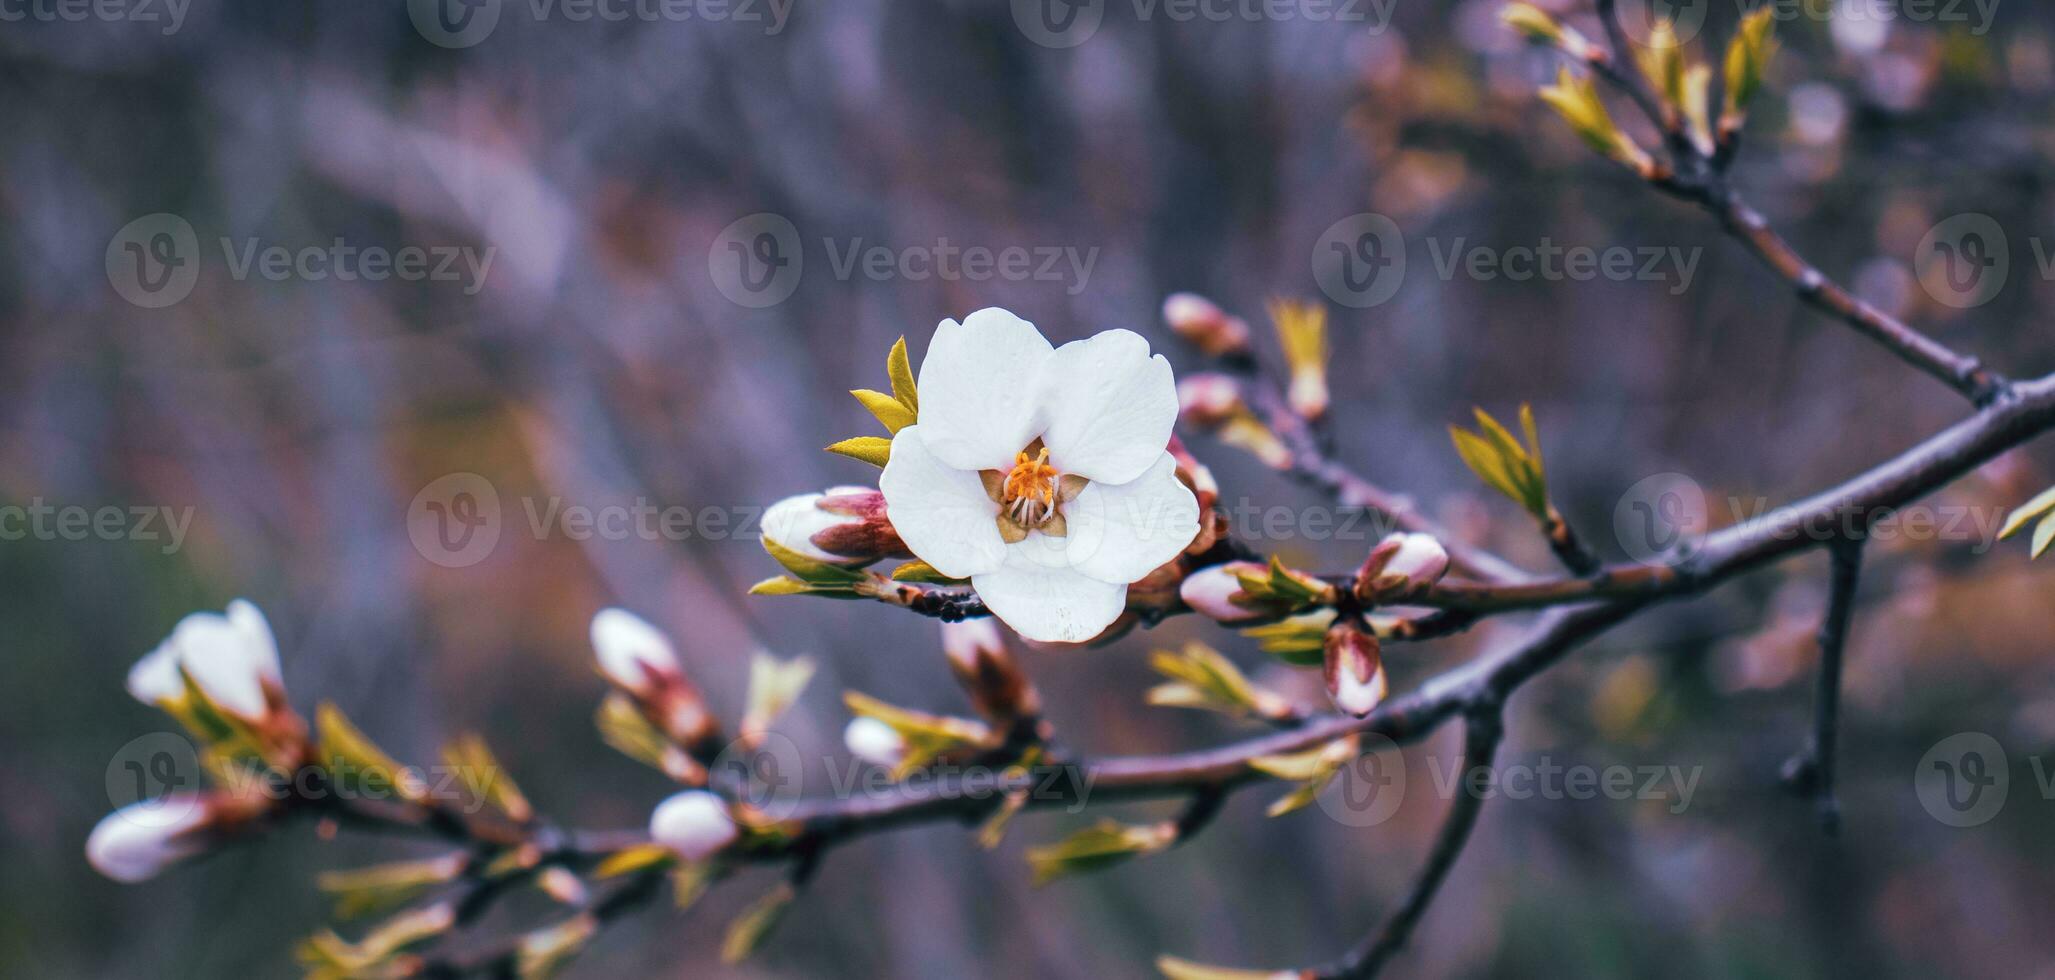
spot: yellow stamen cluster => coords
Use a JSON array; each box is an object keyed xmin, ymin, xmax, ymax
[{"xmin": 1003, "ymin": 448, "xmax": 1059, "ymax": 525}]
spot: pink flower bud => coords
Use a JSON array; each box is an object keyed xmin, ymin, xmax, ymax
[
  {"xmin": 130, "ymin": 600, "xmax": 286, "ymax": 723},
  {"xmin": 1177, "ymin": 374, "xmax": 1244, "ymax": 429},
  {"xmin": 1177, "ymin": 562, "xmax": 1270, "ymax": 624},
  {"xmin": 763, "ymin": 488, "xmax": 907, "ymax": 566},
  {"xmin": 648, "ymin": 791, "xmax": 738, "ymax": 861},
  {"xmin": 939, "ymin": 619, "xmax": 1039, "ymax": 720},
  {"xmin": 1162, "ymin": 292, "xmax": 1250, "ymax": 357},
  {"xmin": 590, "ymin": 609, "xmax": 718, "ymax": 749},
  {"xmin": 1354, "ymin": 532, "xmax": 1451, "ymax": 602},
  {"xmin": 1323, "ymin": 622, "xmax": 1387, "ymax": 717},
  {"xmin": 87, "ymin": 795, "xmax": 214, "ymax": 883}
]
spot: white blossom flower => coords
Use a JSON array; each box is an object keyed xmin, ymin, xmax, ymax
[
  {"xmin": 843, "ymin": 717, "xmax": 908, "ymax": 767},
  {"xmin": 647, "ymin": 791, "xmax": 738, "ymax": 861},
  {"xmin": 86, "ymin": 795, "xmax": 213, "ymax": 883},
  {"xmin": 126, "ymin": 599, "xmax": 283, "ymax": 722},
  {"xmin": 879, "ymin": 308, "xmax": 1201, "ymax": 643}
]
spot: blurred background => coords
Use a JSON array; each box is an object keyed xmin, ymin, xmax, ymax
[{"xmin": 9, "ymin": 0, "xmax": 2055, "ymax": 976}]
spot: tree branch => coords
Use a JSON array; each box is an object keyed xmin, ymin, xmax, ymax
[
  {"xmin": 1308, "ymin": 708, "xmax": 1506, "ymax": 980},
  {"xmin": 1784, "ymin": 535, "xmax": 1865, "ymax": 835}
]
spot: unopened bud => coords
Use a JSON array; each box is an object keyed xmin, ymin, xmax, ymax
[
  {"xmin": 1323, "ymin": 621, "xmax": 1387, "ymax": 717},
  {"xmin": 1177, "ymin": 562, "xmax": 1271, "ymax": 624},
  {"xmin": 843, "ymin": 717, "xmax": 908, "ymax": 768},
  {"xmin": 940, "ymin": 620, "xmax": 1040, "ymax": 721},
  {"xmin": 1162, "ymin": 292, "xmax": 1250, "ymax": 358},
  {"xmin": 87, "ymin": 792, "xmax": 266, "ymax": 883},
  {"xmin": 1354, "ymin": 532, "xmax": 1450, "ymax": 603},
  {"xmin": 647, "ymin": 790, "xmax": 738, "ymax": 861},
  {"xmin": 762, "ymin": 488, "xmax": 908, "ymax": 566},
  {"xmin": 590, "ymin": 609, "xmax": 718, "ymax": 749},
  {"xmin": 1177, "ymin": 374, "xmax": 1245, "ymax": 429}
]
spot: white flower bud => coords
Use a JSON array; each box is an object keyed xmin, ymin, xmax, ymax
[
  {"xmin": 131, "ymin": 600, "xmax": 284, "ymax": 721},
  {"xmin": 590, "ymin": 607, "xmax": 682, "ymax": 700},
  {"xmin": 1162, "ymin": 292, "xmax": 1249, "ymax": 357},
  {"xmin": 1177, "ymin": 562, "xmax": 1268, "ymax": 624},
  {"xmin": 843, "ymin": 717, "xmax": 907, "ymax": 768},
  {"xmin": 1177, "ymin": 374, "xmax": 1244, "ymax": 429},
  {"xmin": 1323, "ymin": 623, "xmax": 1388, "ymax": 718},
  {"xmin": 762, "ymin": 488, "xmax": 904, "ymax": 566},
  {"xmin": 647, "ymin": 790, "xmax": 738, "ymax": 861},
  {"xmin": 87, "ymin": 795, "xmax": 212, "ymax": 883},
  {"xmin": 1355, "ymin": 533, "xmax": 1450, "ymax": 602}
]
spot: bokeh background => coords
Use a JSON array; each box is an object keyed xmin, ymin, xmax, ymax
[{"xmin": 9, "ymin": 0, "xmax": 2055, "ymax": 976}]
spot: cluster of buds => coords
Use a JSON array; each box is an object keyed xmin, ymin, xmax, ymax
[
  {"xmin": 761, "ymin": 487, "xmax": 909, "ymax": 567},
  {"xmin": 91, "ymin": 600, "xmax": 300, "ymax": 882},
  {"xmin": 1353, "ymin": 532, "xmax": 1451, "ymax": 603},
  {"xmin": 1161, "ymin": 292, "xmax": 1250, "ymax": 359},
  {"xmin": 592, "ymin": 608, "xmax": 721, "ymax": 768}
]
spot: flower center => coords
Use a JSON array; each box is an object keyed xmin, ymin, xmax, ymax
[
  {"xmin": 981, "ymin": 443, "xmax": 1088, "ymax": 542},
  {"xmin": 1002, "ymin": 448, "xmax": 1059, "ymax": 525}
]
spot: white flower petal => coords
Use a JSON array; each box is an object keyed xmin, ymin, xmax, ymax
[
  {"xmin": 1036, "ymin": 329, "xmax": 1177, "ymax": 485},
  {"xmin": 915, "ymin": 308, "xmax": 1054, "ymax": 471},
  {"xmin": 86, "ymin": 795, "xmax": 209, "ymax": 883},
  {"xmin": 590, "ymin": 608, "xmax": 680, "ymax": 696},
  {"xmin": 878, "ymin": 426, "xmax": 1008, "ymax": 578},
  {"xmin": 126, "ymin": 643, "xmax": 185, "ymax": 706},
  {"xmin": 972, "ymin": 552, "xmax": 1127, "ymax": 644},
  {"xmin": 225, "ymin": 599, "xmax": 282, "ymax": 685},
  {"xmin": 1064, "ymin": 452, "xmax": 1200, "ymax": 585},
  {"xmin": 171, "ymin": 610, "xmax": 268, "ymax": 720},
  {"xmin": 647, "ymin": 791, "xmax": 737, "ymax": 861}
]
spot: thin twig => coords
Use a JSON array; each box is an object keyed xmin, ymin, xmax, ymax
[
  {"xmin": 1310, "ymin": 708, "xmax": 1506, "ymax": 980},
  {"xmin": 1786, "ymin": 536, "xmax": 1865, "ymax": 835}
]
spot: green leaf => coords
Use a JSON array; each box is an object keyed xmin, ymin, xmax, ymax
[
  {"xmin": 886, "ymin": 336, "xmax": 918, "ymax": 413},
  {"xmin": 316, "ymin": 702, "xmax": 424, "ymax": 802},
  {"xmin": 297, "ymin": 904, "xmax": 455, "ymax": 976},
  {"xmin": 741, "ymin": 652, "xmax": 816, "ymax": 744},
  {"xmin": 2034, "ymin": 513, "xmax": 2055, "ymax": 559},
  {"xmin": 1156, "ymin": 955, "xmax": 1295, "ymax": 980},
  {"xmin": 672, "ymin": 860, "xmax": 721, "ymax": 910},
  {"xmin": 441, "ymin": 734, "xmax": 532, "ymax": 823},
  {"xmin": 721, "ymin": 884, "xmax": 795, "ymax": 963},
  {"xmin": 1025, "ymin": 821, "xmax": 1175, "ymax": 885},
  {"xmin": 826, "ymin": 436, "xmax": 893, "ymax": 468},
  {"xmin": 762, "ymin": 536, "xmax": 866, "ymax": 585},
  {"xmin": 1146, "ymin": 643, "xmax": 1281, "ymax": 719},
  {"xmin": 890, "ymin": 560, "xmax": 967, "ymax": 584},
  {"xmin": 317, "ymin": 856, "xmax": 466, "ymax": 920},
  {"xmin": 592, "ymin": 844, "xmax": 675, "ymax": 880},
  {"xmin": 844, "ymin": 691, "xmax": 994, "ymax": 778},
  {"xmin": 515, "ymin": 914, "xmax": 598, "ymax": 980},
  {"xmin": 595, "ymin": 693, "xmax": 693, "ymax": 780},
  {"xmin": 1998, "ymin": 485, "xmax": 2055, "ymax": 539},
  {"xmin": 851, "ymin": 388, "xmax": 916, "ymax": 434},
  {"xmin": 1241, "ymin": 611, "xmax": 1336, "ymax": 665}
]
